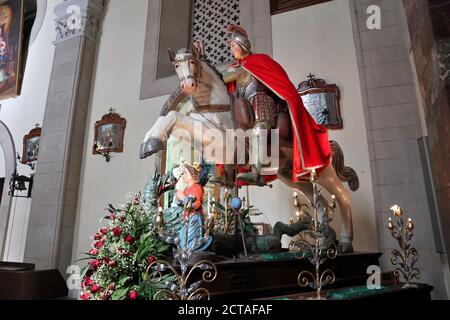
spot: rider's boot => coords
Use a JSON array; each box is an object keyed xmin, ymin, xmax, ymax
[{"xmin": 237, "ymin": 123, "xmax": 269, "ymax": 185}]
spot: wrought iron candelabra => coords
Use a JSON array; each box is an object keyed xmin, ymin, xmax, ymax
[
  {"xmin": 146, "ymin": 198, "xmax": 217, "ymax": 300},
  {"xmin": 295, "ymin": 170, "xmax": 338, "ymax": 300},
  {"xmin": 387, "ymin": 205, "xmax": 421, "ymax": 288}
]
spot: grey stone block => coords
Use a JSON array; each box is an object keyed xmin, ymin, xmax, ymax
[
  {"xmin": 368, "ymin": 103, "xmax": 420, "ymax": 129},
  {"xmin": 27, "ymin": 205, "xmax": 59, "ymax": 227},
  {"xmin": 367, "ymin": 85, "xmax": 417, "ymax": 107},
  {"xmin": 364, "ymin": 61, "xmax": 413, "ymax": 90},
  {"xmin": 362, "ymin": 45, "xmax": 408, "ymax": 67}
]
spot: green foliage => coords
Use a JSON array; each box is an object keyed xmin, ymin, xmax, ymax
[{"xmin": 79, "ymin": 193, "xmax": 170, "ymax": 300}]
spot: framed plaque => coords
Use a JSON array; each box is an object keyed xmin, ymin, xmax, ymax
[{"xmin": 298, "ymin": 74, "xmax": 343, "ymax": 130}]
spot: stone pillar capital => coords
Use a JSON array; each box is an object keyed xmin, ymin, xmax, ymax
[{"xmin": 54, "ymin": 0, "xmax": 105, "ymax": 44}]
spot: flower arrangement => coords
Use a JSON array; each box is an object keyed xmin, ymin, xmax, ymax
[{"xmin": 79, "ymin": 193, "xmax": 171, "ymax": 300}]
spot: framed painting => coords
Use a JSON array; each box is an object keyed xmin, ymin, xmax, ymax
[
  {"xmin": 0, "ymin": 0, "xmax": 24, "ymax": 100},
  {"xmin": 93, "ymin": 110, "xmax": 126, "ymax": 154},
  {"xmin": 22, "ymin": 126, "xmax": 41, "ymax": 164},
  {"xmin": 298, "ymin": 74, "xmax": 343, "ymax": 130}
]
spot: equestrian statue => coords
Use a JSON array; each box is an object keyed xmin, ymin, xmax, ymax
[{"xmin": 140, "ymin": 25, "xmax": 356, "ymax": 253}]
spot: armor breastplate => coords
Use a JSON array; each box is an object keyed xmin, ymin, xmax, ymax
[
  {"xmin": 235, "ymin": 68, "xmax": 278, "ymax": 128},
  {"xmin": 236, "ymin": 69, "xmax": 270, "ymax": 100}
]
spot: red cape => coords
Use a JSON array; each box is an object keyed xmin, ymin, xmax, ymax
[{"xmin": 240, "ymin": 54, "xmax": 331, "ymax": 181}]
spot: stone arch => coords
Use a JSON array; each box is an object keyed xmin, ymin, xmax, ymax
[{"xmin": 0, "ymin": 120, "xmax": 16, "ymax": 259}]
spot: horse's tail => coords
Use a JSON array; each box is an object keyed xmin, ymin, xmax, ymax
[{"xmin": 330, "ymin": 140, "xmax": 359, "ymax": 192}]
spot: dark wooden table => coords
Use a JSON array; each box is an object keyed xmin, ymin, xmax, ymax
[
  {"xmin": 206, "ymin": 252, "xmax": 383, "ymax": 300},
  {"xmin": 263, "ymin": 283, "xmax": 434, "ymax": 300}
]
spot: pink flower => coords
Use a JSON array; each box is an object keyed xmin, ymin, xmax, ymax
[
  {"xmin": 118, "ymin": 248, "xmax": 128, "ymax": 256},
  {"xmin": 108, "ymin": 283, "xmax": 116, "ymax": 291},
  {"xmin": 124, "ymin": 235, "xmax": 135, "ymax": 244},
  {"xmin": 148, "ymin": 256, "xmax": 156, "ymax": 264},
  {"xmin": 112, "ymin": 227, "xmax": 122, "ymax": 237},
  {"xmin": 129, "ymin": 290, "xmax": 139, "ymax": 300},
  {"xmin": 80, "ymin": 292, "xmax": 90, "ymax": 300},
  {"xmin": 109, "ymin": 214, "xmax": 116, "ymax": 220},
  {"xmin": 100, "ymin": 228, "xmax": 108, "ymax": 235},
  {"xmin": 89, "ymin": 248, "xmax": 99, "ymax": 256}
]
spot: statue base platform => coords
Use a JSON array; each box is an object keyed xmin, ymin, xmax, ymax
[{"xmin": 206, "ymin": 252, "xmax": 382, "ymax": 300}]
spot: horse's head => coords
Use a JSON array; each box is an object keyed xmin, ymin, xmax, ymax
[{"xmin": 169, "ymin": 43, "xmax": 203, "ymax": 95}]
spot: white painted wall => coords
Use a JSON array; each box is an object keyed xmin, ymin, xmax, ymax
[
  {"xmin": 73, "ymin": 0, "xmax": 378, "ymax": 262},
  {"xmin": 0, "ymin": 0, "xmax": 57, "ymax": 261},
  {"xmin": 72, "ymin": 0, "xmax": 166, "ymax": 263},
  {"xmin": 270, "ymin": 0, "xmax": 378, "ymax": 251}
]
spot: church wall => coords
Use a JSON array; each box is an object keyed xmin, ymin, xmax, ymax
[
  {"xmin": 72, "ymin": 0, "xmax": 167, "ymax": 264},
  {"xmin": 0, "ymin": 0, "xmax": 57, "ymax": 261},
  {"xmin": 267, "ymin": 0, "xmax": 378, "ymax": 251},
  {"xmin": 72, "ymin": 0, "xmax": 377, "ymax": 264}
]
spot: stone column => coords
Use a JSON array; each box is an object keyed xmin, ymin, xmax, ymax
[
  {"xmin": 23, "ymin": 0, "xmax": 105, "ymax": 274},
  {"xmin": 349, "ymin": 0, "xmax": 448, "ymax": 299}
]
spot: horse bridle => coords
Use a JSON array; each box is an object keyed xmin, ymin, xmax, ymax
[{"xmin": 175, "ymin": 54, "xmax": 202, "ymax": 84}]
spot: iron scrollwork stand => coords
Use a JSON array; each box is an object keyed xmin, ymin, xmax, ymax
[
  {"xmin": 388, "ymin": 205, "xmax": 421, "ymax": 288},
  {"xmin": 295, "ymin": 170, "xmax": 338, "ymax": 300}
]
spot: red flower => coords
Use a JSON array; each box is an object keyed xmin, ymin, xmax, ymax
[
  {"xmin": 124, "ymin": 235, "xmax": 135, "ymax": 244},
  {"xmin": 94, "ymin": 239, "xmax": 105, "ymax": 249},
  {"xmin": 100, "ymin": 228, "xmax": 108, "ymax": 235},
  {"xmin": 112, "ymin": 227, "xmax": 122, "ymax": 237},
  {"xmin": 80, "ymin": 292, "xmax": 90, "ymax": 300},
  {"xmin": 83, "ymin": 277, "xmax": 94, "ymax": 288},
  {"xmin": 94, "ymin": 233, "xmax": 103, "ymax": 241},
  {"xmin": 90, "ymin": 284, "xmax": 101, "ymax": 293},
  {"xmin": 89, "ymin": 260, "xmax": 102, "ymax": 270},
  {"xmin": 118, "ymin": 248, "xmax": 128, "ymax": 256},
  {"xmin": 129, "ymin": 290, "xmax": 139, "ymax": 300},
  {"xmin": 108, "ymin": 260, "xmax": 117, "ymax": 268},
  {"xmin": 148, "ymin": 256, "xmax": 156, "ymax": 264},
  {"xmin": 89, "ymin": 248, "xmax": 99, "ymax": 256}
]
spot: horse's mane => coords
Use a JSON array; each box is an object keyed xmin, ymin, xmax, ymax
[{"xmin": 200, "ymin": 57, "xmax": 225, "ymax": 85}]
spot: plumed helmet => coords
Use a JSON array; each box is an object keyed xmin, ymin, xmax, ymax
[{"xmin": 227, "ymin": 24, "xmax": 252, "ymax": 54}]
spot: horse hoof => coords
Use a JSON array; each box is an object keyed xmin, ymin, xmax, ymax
[
  {"xmin": 337, "ymin": 242, "xmax": 354, "ymax": 254},
  {"xmin": 140, "ymin": 138, "xmax": 163, "ymax": 159}
]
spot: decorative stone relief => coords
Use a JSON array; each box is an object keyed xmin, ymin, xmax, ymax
[{"xmin": 54, "ymin": 0, "xmax": 104, "ymax": 44}]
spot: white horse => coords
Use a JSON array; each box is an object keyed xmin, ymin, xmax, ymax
[{"xmin": 140, "ymin": 45, "xmax": 354, "ymax": 252}]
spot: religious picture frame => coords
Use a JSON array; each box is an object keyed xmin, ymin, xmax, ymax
[
  {"xmin": 297, "ymin": 74, "xmax": 343, "ymax": 130},
  {"xmin": 22, "ymin": 125, "xmax": 41, "ymax": 164},
  {"xmin": 0, "ymin": 0, "xmax": 24, "ymax": 100},
  {"xmin": 93, "ymin": 109, "xmax": 127, "ymax": 155}
]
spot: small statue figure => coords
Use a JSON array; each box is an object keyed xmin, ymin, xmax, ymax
[{"xmin": 175, "ymin": 162, "xmax": 212, "ymax": 252}]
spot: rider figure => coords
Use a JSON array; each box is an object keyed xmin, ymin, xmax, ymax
[
  {"xmin": 224, "ymin": 24, "xmax": 332, "ymax": 184},
  {"xmin": 225, "ymin": 25, "xmax": 281, "ymax": 184}
]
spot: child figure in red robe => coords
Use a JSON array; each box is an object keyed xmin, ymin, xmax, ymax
[{"xmin": 175, "ymin": 162, "xmax": 212, "ymax": 251}]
